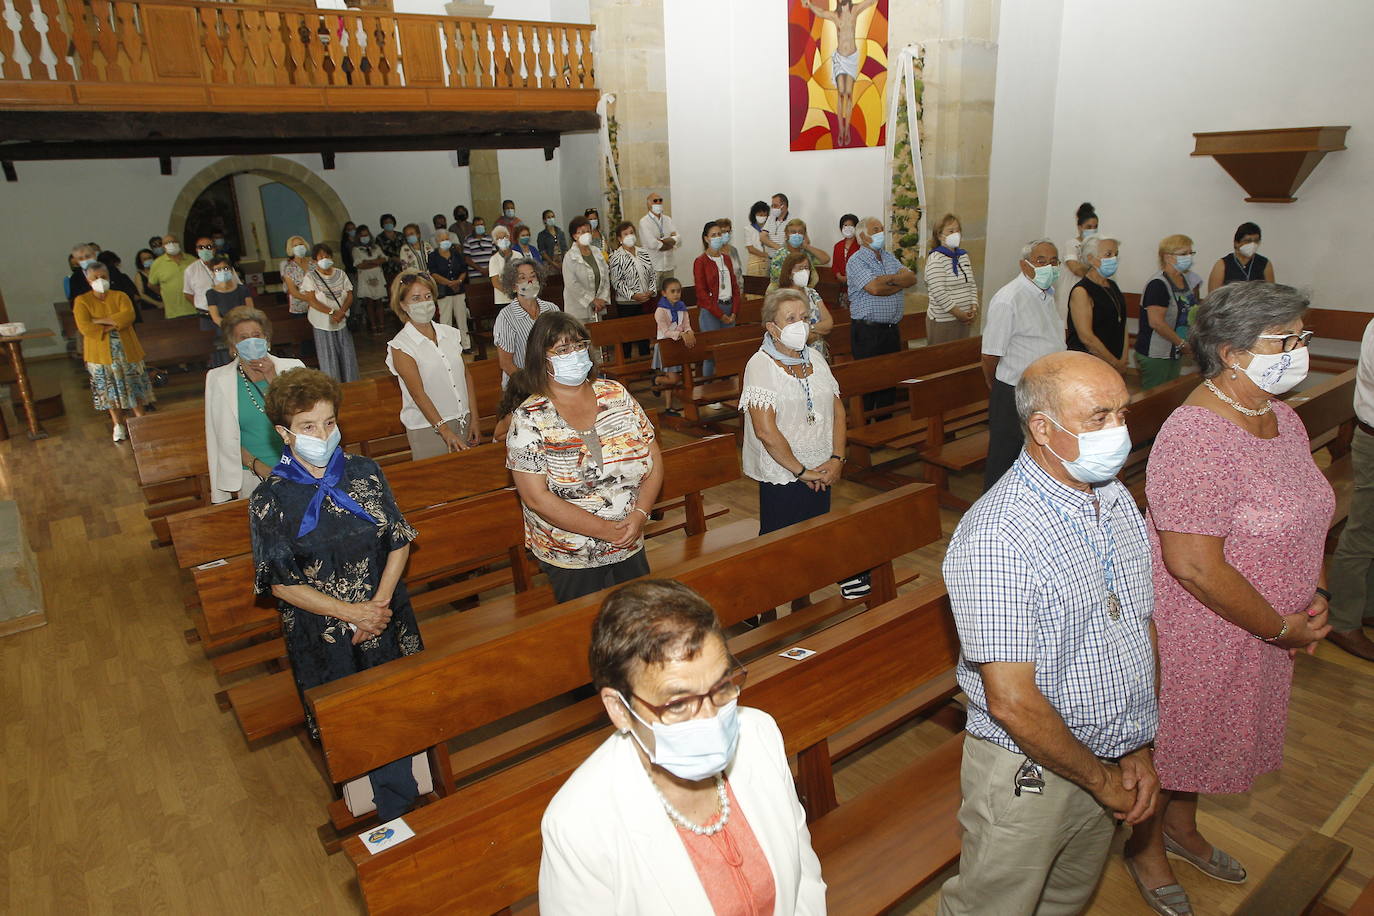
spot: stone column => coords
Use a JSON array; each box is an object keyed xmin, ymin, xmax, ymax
[
  {"xmin": 469, "ymin": 151, "xmax": 502, "ymax": 229},
  {"xmin": 587, "ymin": 0, "xmax": 670, "ymax": 226}
]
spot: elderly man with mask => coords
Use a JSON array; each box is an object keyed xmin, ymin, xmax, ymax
[
  {"xmin": 940, "ymin": 350, "xmax": 1159, "ymax": 916},
  {"xmin": 844, "ymin": 216, "xmax": 918, "ymax": 412},
  {"xmin": 982, "ymin": 238, "xmax": 1067, "ymax": 491},
  {"xmin": 638, "ymin": 192, "xmax": 680, "ymax": 287}
]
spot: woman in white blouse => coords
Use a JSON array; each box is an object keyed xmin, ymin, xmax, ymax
[
  {"xmin": 385, "ymin": 272, "xmax": 479, "ymax": 459},
  {"xmin": 298, "ymin": 243, "xmax": 360, "ymax": 382},
  {"xmin": 562, "ymin": 215, "xmax": 611, "ymax": 323},
  {"xmin": 923, "ymin": 213, "xmax": 979, "ymax": 344}
]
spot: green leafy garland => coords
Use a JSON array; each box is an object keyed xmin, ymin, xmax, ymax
[
  {"xmin": 604, "ymin": 109, "xmax": 623, "ymax": 226},
  {"xmin": 888, "ymin": 49, "xmax": 926, "ymax": 271}
]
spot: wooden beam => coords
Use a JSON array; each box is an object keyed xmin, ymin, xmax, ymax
[
  {"xmin": 159, "ymin": 156, "xmax": 173, "ymax": 175},
  {"xmin": 321, "ymin": 152, "xmax": 336, "ymax": 170},
  {"xmin": 0, "ymin": 131, "xmax": 565, "ymax": 163},
  {"xmin": 0, "ymin": 110, "xmax": 598, "ymax": 144},
  {"xmin": 1, "ymin": 161, "xmax": 15, "ymax": 183},
  {"xmin": 456, "ymin": 149, "xmax": 471, "ymax": 167},
  {"xmin": 544, "ymin": 146, "xmax": 555, "ymax": 161}
]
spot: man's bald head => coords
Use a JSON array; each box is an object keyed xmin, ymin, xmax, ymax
[{"xmin": 1016, "ymin": 351, "xmax": 1128, "ymax": 434}]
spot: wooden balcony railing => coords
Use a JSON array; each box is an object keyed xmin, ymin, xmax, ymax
[{"xmin": 0, "ymin": 0, "xmax": 596, "ymax": 111}]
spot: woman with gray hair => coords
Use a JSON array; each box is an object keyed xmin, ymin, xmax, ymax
[
  {"xmin": 493, "ymin": 258, "xmax": 560, "ymax": 384},
  {"xmin": 73, "ymin": 261, "xmax": 154, "ymax": 442},
  {"xmin": 1124, "ymin": 282, "xmax": 1331, "ymax": 915},
  {"xmin": 739, "ymin": 289, "xmax": 867, "ymax": 597},
  {"xmin": 204, "ymin": 305, "xmax": 305, "ymax": 503},
  {"xmin": 1066, "ymin": 235, "xmax": 1128, "ymax": 373}
]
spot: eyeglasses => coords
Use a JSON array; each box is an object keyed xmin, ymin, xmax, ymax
[
  {"xmin": 196, "ymin": 245, "xmax": 214, "ymax": 251},
  {"xmin": 1256, "ymin": 330, "xmax": 1314, "ymax": 352},
  {"xmin": 548, "ymin": 340, "xmax": 591, "ymax": 357},
  {"xmin": 629, "ymin": 663, "xmax": 748, "ymax": 725}
]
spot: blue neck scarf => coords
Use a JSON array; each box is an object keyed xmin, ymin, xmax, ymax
[
  {"xmin": 934, "ymin": 245, "xmax": 967, "ymax": 275},
  {"xmin": 271, "ymin": 446, "xmax": 376, "ymax": 537},
  {"xmin": 760, "ymin": 331, "xmax": 810, "ymax": 367},
  {"xmin": 659, "ymin": 295, "xmax": 687, "ymax": 322}
]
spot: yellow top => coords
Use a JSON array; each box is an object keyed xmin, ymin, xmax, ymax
[{"xmin": 73, "ymin": 290, "xmax": 144, "ymax": 364}]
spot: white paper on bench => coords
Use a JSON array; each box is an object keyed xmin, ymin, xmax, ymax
[
  {"xmin": 779, "ymin": 647, "xmax": 817, "ymax": 660},
  {"xmin": 359, "ymin": 817, "xmax": 416, "ymax": 854}
]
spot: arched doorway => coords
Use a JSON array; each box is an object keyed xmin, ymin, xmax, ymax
[{"xmin": 168, "ymin": 155, "xmax": 351, "ymax": 267}]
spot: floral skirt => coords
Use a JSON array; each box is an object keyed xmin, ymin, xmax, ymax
[{"xmin": 86, "ymin": 333, "xmax": 154, "ymax": 411}]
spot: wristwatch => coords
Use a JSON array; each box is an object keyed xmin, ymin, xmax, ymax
[{"xmin": 1315, "ymin": 586, "xmax": 1332, "ymax": 602}]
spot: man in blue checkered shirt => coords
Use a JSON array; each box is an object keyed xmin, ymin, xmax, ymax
[
  {"xmin": 939, "ymin": 351, "xmax": 1160, "ymax": 916},
  {"xmin": 845, "ymin": 216, "xmax": 918, "ymax": 412}
]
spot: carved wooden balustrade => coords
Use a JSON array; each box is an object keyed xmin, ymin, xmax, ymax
[{"xmin": 0, "ymin": 0, "xmax": 596, "ymax": 111}]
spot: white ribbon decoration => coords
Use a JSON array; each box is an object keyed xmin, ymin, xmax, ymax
[
  {"xmin": 596, "ymin": 92, "xmax": 624, "ymax": 218},
  {"xmin": 883, "ymin": 44, "xmax": 928, "ymax": 260}
]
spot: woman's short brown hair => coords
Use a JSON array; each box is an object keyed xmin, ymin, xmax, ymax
[
  {"xmin": 930, "ymin": 213, "xmax": 960, "ymax": 249},
  {"xmin": 221, "ymin": 305, "xmax": 273, "ymax": 348},
  {"xmin": 589, "ymin": 580, "xmax": 724, "ymax": 696},
  {"xmin": 265, "ymin": 367, "xmax": 342, "ymax": 427},
  {"xmin": 777, "ymin": 252, "xmax": 813, "ymax": 287},
  {"xmin": 389, "ymin": 271, "xmax": 439, "ymax": 324}
]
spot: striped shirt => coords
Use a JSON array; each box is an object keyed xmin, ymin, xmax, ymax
[
  {"xmin": 923, "ymin": 250, "xmax": 978, "ymax": 322},
  {"xmin": 493, "ymin": 299, "xmax": 559, "ymax": 385},
  {"xmin": 943, "ymin": 451, "xmax": 1158, "ymax": 759},
  {"xmin": 609, "ymin": 246, "xmax": 657, "ymax": 304}
]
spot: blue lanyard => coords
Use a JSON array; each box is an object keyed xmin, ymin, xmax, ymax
[{"xmin": 1014, "ymin": 463, "xmax": 1119, "ymax": 607}]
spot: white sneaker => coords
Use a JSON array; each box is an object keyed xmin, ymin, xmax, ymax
[
  {"xmin": 707, "ymin": 402, "xmax": 724, "ymax": 410},
  {"xmin": 112, "ymin": 423, "xmax": 127, "ymax": 442}
]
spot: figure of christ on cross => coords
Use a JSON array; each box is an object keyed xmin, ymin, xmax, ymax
[{"xmin": 802, "ymin": 0, "xmax": 879, "ymax": 147}]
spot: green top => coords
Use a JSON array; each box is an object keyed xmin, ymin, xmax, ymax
[
  {"xmin": 146, "ymin": 253, "xmax": 196, "ymax": 318},
  {"xmin": 237, "ymin": 372, "xmax": 283, "ymax": 470}
]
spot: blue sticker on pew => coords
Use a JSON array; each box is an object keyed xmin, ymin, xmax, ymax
[
  {"xmin": 779, "ymin": 647, "xmax": 817, "ymax": 660},
  {"xmin": 361, "ymin": 817, "xmax": 415, "ymax": 854}
]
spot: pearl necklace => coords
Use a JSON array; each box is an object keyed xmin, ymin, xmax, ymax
[
  {"xmin": 653, "ymin": 773, "xmax": 730, "ymax": 836},
  {"xmin": 1204, "ymin": 378, "xmax": 1272, "ymax": 417}
]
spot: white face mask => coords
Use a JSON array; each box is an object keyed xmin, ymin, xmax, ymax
[
  {"xmin": 292, "ymin": 244, "xmax": 308, "ymax": 258},
  {"xmin": 943, "ymin": 232, "xmax": 962, "ymax": 248},
  {"xmin": 1043, "ymin": 415, "xmax": 1131, "ymax": 483},
  {"xmin": 621, "ymin": 233, "xmax": 637, "ymax": 248},
  {"xmin": 651, "ymin": 203, "xmax": 664, "ymax": 215},
  {"xmin": 791, "ymin": 270, "xmax": 810, "ymax": 287},
  {"xmin": 576, "ymin": 232, "xmax": 593, "ymax": 247},
  {"xmin": 516, "ymin": 280, "xmax": 540, "ymax": 299},
  {"xmin": 1239, "ymin": 345, "xmax": 1309, "ymax": 395},
  {"xmin": 406, "ymin": 299, "xmax": 436, "ymax": 324},
  {"xmin": 776, "ymin": 320, "xmax": 809, "ymax": 351},
  {"xmin": 90, "ymin": 277, "xmax": 111, "ymax": 294},
  {"xmin": 841, "ymin": 225, "xmax": 855, "ymax": 239},
  {"xmin": 165, "ymin": 243, "xmax": 181, "ymax": 256},
  {"xmin": 621, "ymin": 696, "xmax": 740, "ymax": 782},
  {"xmin": 1238, "ymin": 242, "xmax": 1259, "ymax": 258},
  {"xmin": 769, "ymin": 207, "xmax": 782, "ymax": 220},
  {"xmin": 496, "ymin": 237, "xmax": 511, "ymax": 250},
  {"xmin": 1081, "ymin": 227, "xmax": 1099, "ymax": 239}
]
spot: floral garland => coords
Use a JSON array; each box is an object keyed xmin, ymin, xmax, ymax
[{"xmin": 888, "ymin": 48, "xmax": 926, "ymax": 271}]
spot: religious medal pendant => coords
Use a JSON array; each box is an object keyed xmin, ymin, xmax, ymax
[{"xmin": 1107, "ymin": 592, "xmax": 1122, "ymax": 621}]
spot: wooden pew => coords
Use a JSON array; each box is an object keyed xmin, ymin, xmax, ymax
[
  {"xmin": 1305, "ymin": 307, "xmax": 1373, "ymax": 374},
  {"xmin": 588, "ymin": 310, "xmax": 689, "ymax": 389},
  {"xmin": 656, "ymin": 323, "xmax": 780, "ymax": 426},
  {"xmin": 1232, "ymin": 831, "xmax": 1351, "ymax": 916},
  {"xmin": 308, "ymin": 483, "xmax": 940, "ymax": 794},
  {"xmin": 221, "ymin": 436, "xmax": 748, "ymax": 742},
  {"xmin": 338, "ymin": 578, "xmax": 964, "ymax": 916},
  {"xmin": 904, "ymin": 364, "xmax": 991, "ymax": 509}
]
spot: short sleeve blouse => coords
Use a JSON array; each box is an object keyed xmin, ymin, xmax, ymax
[
  {"xmin": 280, "ymin": 258, "xmax": 310, "ymax": 314},
  {"xmin": 385, "ymin": 322, "xmax": 470, "ymax": 430},
  {"xmin": 739, "ymin": 350, "xmax": 840, "ymax": 485},
  {"xmin": 505, "ymin": 379, "xmax": 656, "ymax": 569},
  {"xmin": 300, "ymin": 268, "xmax": 354, "ymax": 331}
]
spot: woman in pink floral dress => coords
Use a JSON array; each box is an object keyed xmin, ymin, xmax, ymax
[{"xmin": 1124, "ymin": 283, "xmax": 1334, "ymax": 916}]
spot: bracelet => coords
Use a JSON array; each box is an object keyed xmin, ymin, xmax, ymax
[
  {"xmin": 1255, "ymin": 617, "xmax": 1289, "ymax": 643},
  {"xmin": 794, "ymin": 465, "xmax": 806, "ymax": 479},
  {"xmin": 631, "ymin": 506, "xmax": 650, "ymax": 521},
  {"xmin": 1315, "ymin": 586, "xmax": 1332, "ymax": 602},
  {"xmin": 830, "ymin": 454, "xmax": 846, "ymax": 464}
]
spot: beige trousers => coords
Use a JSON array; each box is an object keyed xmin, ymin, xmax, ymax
[
  {"xmin": 927, "ymin": 318, "xmax": 972, "ymax": 345},
  {"xmin": 405, "ymin": 417, "xmax": 470, "ymax": 460},
  {"xmin": 938, "ymin": 737, "xmax": 1116, "ymax": 916}
]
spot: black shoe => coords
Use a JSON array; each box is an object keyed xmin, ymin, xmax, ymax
[{"xmin": 839, "ymin": 574, "xmax": 871, "ymax": 599}]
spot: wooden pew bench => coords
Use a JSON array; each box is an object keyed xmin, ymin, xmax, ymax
[
  {"xmin": 307, "ymin": 484, "xmax": 941, "ymax": 837},
  {"xmin": 219, "ymin": 436, "xmax": 748, "ymax": 743},
  {"xmin": 338, "ymin": 578, "xmax": 964, "ymax": 916}
]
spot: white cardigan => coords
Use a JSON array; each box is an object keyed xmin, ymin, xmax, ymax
[
  {"xmin": 561, "ymin": 245, "xmax": 611, "ymax": 323},
  {"xmin": 539, "ymin": 707, "xmax": 826, "ymax": 916},
  {"xmin": 204, "ymin": 354, "xmax": 305, "ymax": 503}
]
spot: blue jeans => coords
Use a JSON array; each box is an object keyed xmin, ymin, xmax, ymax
[{"xmin": 697, "ymin": 300, "xmax": 733, "ymax": 378}]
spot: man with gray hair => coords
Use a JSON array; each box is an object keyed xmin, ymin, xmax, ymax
[
  {"xmin": 846, "ymin": 216, "xmax": 918, "ymax": 411},
  {"xmin": 982, "ymin": 238, "xmax": 1067, "ymax": 490},
  {"xmin": 940, "ymin": 350, "xmax": 1159, "ymax": 916}
]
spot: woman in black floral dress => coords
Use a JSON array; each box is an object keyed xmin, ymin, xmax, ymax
[{"xmin": 249, "ymin": 367, "xmax": 424, "ymax": 821}]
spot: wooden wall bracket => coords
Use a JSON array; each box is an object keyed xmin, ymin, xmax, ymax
[{"xmin": 1191, "ymin": 126, "xmax": 1349, "ymax": 203}]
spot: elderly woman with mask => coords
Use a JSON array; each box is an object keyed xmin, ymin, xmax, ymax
[
  {"xmin": 541, "ymin": 578, "xmax": 826, "ymax": 915},
  {"xmin": 205, "ymin": 306, "xmax": 305, "ymax": 503},
  {"xmin": 506, "ymin": 311, "xmax": 663, "ymax": 602},
  {"xmin": 494, "ymin": 259, "xmax": 560, "ymax": 384},
  {"xmin": 73, "ymin": 261, "xmax": 155, "ymax": 442},
  {"xmin": 1066, "ymin": 235, "xmax": 1129, "ymax": 373},
  {"xmin": 562, "ymin": 215, "xmax": 612, "ymax": 324},
  {"xmin": 1124, "ymin": 283, "xmax": 1331, "ymax": 916},
  {"xmin": 249, "ymin": 367, "xmax": 424, "ymax": 822},
  {"xmin": 386, "ymin": 272, "xmax": 479, "ymax": 459}
]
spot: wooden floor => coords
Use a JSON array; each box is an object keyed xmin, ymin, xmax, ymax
[{"xmin": 2, "ymin": 341, "xmax": 1371, "ymax": 915}]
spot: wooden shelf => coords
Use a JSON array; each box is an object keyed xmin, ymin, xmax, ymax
[{"xmin": 1191, "ymin": 126, "xmax": 1349, "ymax": 203}]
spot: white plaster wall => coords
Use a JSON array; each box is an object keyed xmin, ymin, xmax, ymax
[{"xmin": 989, "ymin": 0, "xmax": 1372, "ymax": 312}]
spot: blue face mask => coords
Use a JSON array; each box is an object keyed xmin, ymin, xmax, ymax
[
  {"xmin": 721, "ymin": 231, "xmax": 732, "ymax": 245},
  {"xmin": 358, "ymin": 235, "xmax": 371, "ymax": 245},
  {"xmin": 869, "ymin": 232, "xmax": 886, "ymax": 251},
  {"xmin": 1044, "ymin": 415, "xmax": 1131, "ymax": 484},
  {"xmin": 235, "ymin": 336, "xmax": 269, "ymax": 361},
  {"xmin": 548, "ymin": 349, "xmax": 593, "ymax": 386},
  {"xmin": 406, "ymin": 234, "xmax": 419, "ymax": 245},
  {"xmin": 78, "ymin": 257, "xmax": 96, "ymax": 270},
  {"xmin": 198, "ymin": 249, "xmax": 214, "ymax": 262},
  {"xmin": 213, "ymin": 269, "xmax": 233, "ymax": 284},
  {"xmin": 709, "ymin": 236, "xmax": 725, "ymax": 251},
  {"xmin": 788, "ymin": 232, "xmax": 805, "ymax": 248},
  {"xmin": 475, "ymin": 225, "xmax": 487, "ymax": 236},
  {"xmin": 141, "ymin": 258, "xmax": 154, "ymax": 269},
  {"xmin": 151, "ymin": 246, "xmax": 165, "ymax": 257},
  {"xmin": 286, "ymin": 426, "xmax": 341, "ymax": 468},
  {"xmin": 316, "ymin": 258, "xmax": 334, "ymax": 271},
  {"xmin": 213, "ymin": 238, "xmax": 226, "ymax": 248},
  {"xmin": 1097, "ymin": 256, "xmax": 1119, "ymax": 278},
  {"xmin": 1025, "ymin": 260, "xmax": 1061, "ymax": 290},
  {"xmin": 440, "ymin": 240, "xmax": 453, "ymax": 250},
  {"xmin": 382, "ymin": 222, "xmax": 395, "ymax": 231},
  {"xmin": 1173, "ymin": 253, "xmax": 1193, "ymax": 272}
]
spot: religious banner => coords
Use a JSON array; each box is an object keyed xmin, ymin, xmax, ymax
[
  {"xmin": 884, "ymin": 45, "xmax": 927, "ymax": 269},
  {"xmin": 788, "ymin": 0, "xmax": 890, "ymax": 151}
]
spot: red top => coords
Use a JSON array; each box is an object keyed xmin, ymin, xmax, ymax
[
  {"xmin": 675, "ymin": 780, "xmax": 776, "ymax": 916},
  {"xmin": 832, "ymin": 238, "xmax": 861, "ymax": 280},
  {"xmin": 693, "ymin": 251, "xmax": 738, "ymax": 320}
]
